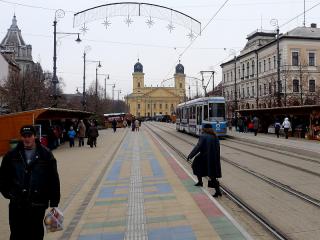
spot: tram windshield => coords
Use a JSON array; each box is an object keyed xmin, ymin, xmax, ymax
[{"xmin": 209, "ymin": 103, "xmax": 225, "ymax": 122}]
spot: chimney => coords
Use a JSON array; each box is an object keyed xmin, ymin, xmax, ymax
[{"xmin": 310, "ymin": 23, "xmax": 317, "ymax": 28}]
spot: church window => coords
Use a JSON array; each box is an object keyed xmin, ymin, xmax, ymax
[
  {"xmin": 165, "ymin": 103, "xmax": 168, "ymax": 109},
  {"xmin": 179, "ymin": 82, "xmax": 182, "ymax": 88},
  {"xmin": 147, "ymin": 104, "xmax": 150, "ymax": 109},
  {"xmin": 138, "ymin": 103, "xmax": 140, "ymax": 109},
  {"xmin": 154, "ymin": 103, "xmax": 156, "ymax": 109},
  {"xmin": 160, "ymin": 104, "xmax": 162, "ymax": 109},
  {"xmin": 138, "ymin": 82, "xmax": 140, "ymax": 87}
]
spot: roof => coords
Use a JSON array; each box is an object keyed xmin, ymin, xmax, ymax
[
  {"xmin": 1, "ymin": 15, "xmax": 26, "ymax": 46},
  {"xmin": 285, "ymin": 26, "xmax": 320, "ymax": 38},
  {"xmin": 237, "ymin": 105, "xmax": 320, "ymax": 115}
]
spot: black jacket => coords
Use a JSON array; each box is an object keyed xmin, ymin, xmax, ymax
[
  {"xmin": 0, "ymin": 140, "xmax": 60, "ymax": 208},
  {"xmin": 188, "ymin": 130, "xmax": 221, "ymax": 178}
]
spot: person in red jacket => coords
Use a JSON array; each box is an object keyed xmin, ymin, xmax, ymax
[{"xmin": 0, "ymin": 125, "xmax": 60, "ymax": 240}]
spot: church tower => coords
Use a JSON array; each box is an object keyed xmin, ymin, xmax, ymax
[
  {"xmin": 174, "ymin": 61, "xmax": 186, "ymax": 98},
  {"xmin": 132, "ymin": 59, "xmax": 145, "ymax": 93}
]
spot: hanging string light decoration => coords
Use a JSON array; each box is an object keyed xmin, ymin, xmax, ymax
[{"xmin": 73, "ymin": 2, "xmax": 201, "ymax": 39}]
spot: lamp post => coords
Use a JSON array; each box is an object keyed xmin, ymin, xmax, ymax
[
  {"xmin": 82, "ymin": 46, "xmax": 91, "ymax": 110},
  {"xmin": 271, "ymin": 19, "xmax": 281, "ymax": 107},
  {"xmin": 95, "ymin": 61, "xmax": 102, "ymax": 112},
  {"xmin": 52, "ymin": 9, "xmax": 81, "ymax": 107}
]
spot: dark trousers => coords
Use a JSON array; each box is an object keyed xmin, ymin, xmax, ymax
[
  {"xmin": 254, "ymin": 129, "xmax": 258, "ymax": 136},
  {"xmin": 78, "ymin": 137, "xmax": 84, "ymax": 146},
  {"xmin": 9, "ymin": 202, "xmax": 46, "ymax": 240},
  {"xmin": 275, "ymin": 127, "xmax": 280, "ymax": 138},
  {"xmin": 284, "ymin": 128, "xmax": 289, "ymax": 139},
  {"xmin": 69, "ymin": 138, "xmax": 75, "ymax": 147}
]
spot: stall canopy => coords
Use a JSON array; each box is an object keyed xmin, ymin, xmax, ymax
[{"xmin": 0, "ymin": 108, "xmax": 93, "ymax": 155}]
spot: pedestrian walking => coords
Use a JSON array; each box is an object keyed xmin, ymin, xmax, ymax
[
  {"xmin": 274, "ymin": 118, "xmax": 281, "ymax": 138},
  {"xmin": 135, "ymin": 119, "xmax": 140, "ymax": 132},
  {"xmin": 253, "ymin": 116, "xmax": 259, "ymax": 136},
  {"xmin": 187, "ymin": 124, "xmax": 222, "ymax": 197},
  {"xmin": 87, "ymin": 123, "xmax": 99, "ymax": 147},
  {"xmin": 112, "ymin": 119, "xmax": 117, "ymax": 132},
  {"xmin": 282, "ymin": 117, "xmax": 291, "ymax": 139},
  {"xmin": 0, "ymin": 125, "xmax": 60, "ymax": 240},
  {"xmin": 77, "ymin": 120, "xmax": 86, "ymax": 147},
  {"xmin": 131, "ymin": 119, "xmax": 136, "ymax": 132},
  {"xmin": 67, "ymin": 126, "xmax": 76, "ymax": 147}
]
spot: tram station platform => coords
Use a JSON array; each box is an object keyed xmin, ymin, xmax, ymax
[{"xmin": 226, "ymin": 128, "xmax": 320, "ymax": 157}]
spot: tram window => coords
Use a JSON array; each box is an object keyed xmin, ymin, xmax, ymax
[
  {"xmin": 204, "ymin": 105, "xmax": 209, "ymax": 121},
  {"xmin": 193, "ymin": 106, "xmax": 196, "ymax": 119},
  {"xmin": 197, "ymin": 106, "xmax": 202, "ymax": 125},
  {"xmin": 209, "ymin": 103, "xmax": 225, "ymax": 121}
]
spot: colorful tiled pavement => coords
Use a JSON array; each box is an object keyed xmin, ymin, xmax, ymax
[{"xmin": 75, "ymin": 131, "xmax": 250, "ymax": 240}]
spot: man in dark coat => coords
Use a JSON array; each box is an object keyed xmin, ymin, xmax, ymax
[
  {"xmin": 87, "ymin": 122, "xmax": 99, "ymax": 147},
  {"xmin": 187, "ymin": 123, "xmax": 222, "ymax": 197},
  {"xmin": 0, "ymin": 125, "xmax": 60, "ymax": 240},
  {"xmin": 112, "ymin": 119, "xmax": 117, "ymax": 133}
]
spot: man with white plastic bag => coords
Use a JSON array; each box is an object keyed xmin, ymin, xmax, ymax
[{"xmin": 0, "ymin": 125, "xmax": 61, "ymax": 240}]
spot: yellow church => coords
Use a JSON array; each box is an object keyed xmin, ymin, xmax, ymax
[{"xmin": 126, "ymin": 60, "xmax": 186, "ymax": 117}]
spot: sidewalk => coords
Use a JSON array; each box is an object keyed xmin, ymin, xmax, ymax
[
  {"xmin": 51, "ymin": 129, "xmax": 251, "ymax": 240},
  {"xmin": 227, "ymin": 128, "xmax": 320, "ymax": 155}
]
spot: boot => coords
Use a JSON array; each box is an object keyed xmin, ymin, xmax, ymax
[
  {"xmin": 212, "ymin": 180, "xmax": 222, "ymax": 197},
  {"xmin": 194, "ymin": 176, "xmax": 203, "ymax": 187}
]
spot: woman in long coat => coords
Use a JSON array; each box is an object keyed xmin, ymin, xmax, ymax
[{"xmin": 187, "ymin": 123, "xmax": 222, "ymax": 197}]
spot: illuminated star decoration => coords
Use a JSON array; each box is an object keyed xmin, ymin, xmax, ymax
[
  {"xmin": 80, "ymin": 23, "xmax": 88, "ymax": 34},
  {"xmin": 187, "ymin": 30, "xmax": 195, "ymax": 40},
  {"xmin": 125, "ymin": 15, "xmax": 133, "ymax": 27},
  {"xmin": 146, "ymin": 16, "xmax": 154, "ymax": 28},
  {"xmin": 167, "ymin": 22, "xmax": 175, "ymax": 33},
  {"xmin": 102, "ymin": 17, "xmax": 111, "ymax": 29}
]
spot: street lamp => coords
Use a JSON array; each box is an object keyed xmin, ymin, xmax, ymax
[
  {"xmin": 52, "ymin": 9, "xmax": 81, "ymax": 107},
  {"xmin": 271, "ymin": 19, "xmax": 281, "ymax": 107}
]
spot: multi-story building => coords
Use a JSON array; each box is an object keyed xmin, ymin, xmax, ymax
[
  {"xmin": 221, "ymin": 24, "xmax": 320, "ymax": 119},
  {"xmin": 126, "ymin": 60, "xmax": 186, "ymax": 117}
]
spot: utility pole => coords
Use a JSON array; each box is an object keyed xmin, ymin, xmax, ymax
[
  {"xmin": 276, "ymin": 26, "xmax": 281, "ymax": 107},
  {"xmin": 234, "ymin": 55, "xmax": 238, "ymax": 115},
  {"xmin": 82, "ymin": 51, "xmax": 86, "ymax": 110}
]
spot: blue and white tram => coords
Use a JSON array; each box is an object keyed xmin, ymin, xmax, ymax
[{"xmin": 176, "ymin": 97, "xmax": 227, "ymax": 137}]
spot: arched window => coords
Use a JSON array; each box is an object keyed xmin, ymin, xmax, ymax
[
  {"xmin": 138, "ymin": 82, "xmax": 140, "ymax": 88},
  {"xmin": 179, "ymin": 82, "xmax": 183, "ymax": 88},
  {"xmin": 293, "ymin": 79, "xmax": 299, "ymax": 92},
  {"xmin": 242, "ymin": 64, "xmax": 245, "ymax": 78}
]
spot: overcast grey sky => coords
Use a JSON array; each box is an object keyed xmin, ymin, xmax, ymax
[{"xmin": 1, "ymin": 0, "xmax": 319, "ymax": 99}]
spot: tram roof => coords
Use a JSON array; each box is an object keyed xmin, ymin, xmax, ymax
[
  {"xmin": 177, "ymin": 96, "xmax": 225, "ymax": 108},
  {"xmin": 103, "ymin": 112, "xmax": 126, "ymax": 117}
]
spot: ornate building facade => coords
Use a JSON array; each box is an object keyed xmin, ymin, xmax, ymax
[
  {"xmin": 126, "ymin": 60, "xmax": 186, "ymax": 117},
  {"xmin": 221, "ymin": 24, "xmax": 320, "ymax": 119}
]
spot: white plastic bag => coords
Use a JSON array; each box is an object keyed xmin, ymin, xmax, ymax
[{"xmin": 44, "ymin": 207, "xmax": 64, "ymax": 232}]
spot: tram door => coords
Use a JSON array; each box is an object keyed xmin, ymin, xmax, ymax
[{"xmin": 196, "ymin": 105, "xmax": 202, "ymax": 136}]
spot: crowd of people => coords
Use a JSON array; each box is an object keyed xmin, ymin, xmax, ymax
[
  {"xmin": 111, "ymin": 118, "xmax": 141, "ymax": 133},
  {"xmin": 230, "ymin": 116, "xmax": 293, "ymax": 139}
]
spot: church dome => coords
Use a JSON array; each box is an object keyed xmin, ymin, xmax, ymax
[
  {"xmin": 134, "ymin": 59, "xmax": 143, "ymax": 73},
  {"xmin": 175, "ymin": 61, "xmax": 184, "ymax": 74}
]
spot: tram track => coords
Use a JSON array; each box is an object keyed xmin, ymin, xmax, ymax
[
  {"xmin": 148, "ymin": 122, "xmax": 320, "ymax": 208},
  {"xmin": 144, "ymin": 123, "xmax": 289, "ymax": 240}
]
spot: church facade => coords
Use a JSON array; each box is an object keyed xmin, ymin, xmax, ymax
[{"xmin": 126, "ymin": 60, "xmax": 186, "ymax": 117}]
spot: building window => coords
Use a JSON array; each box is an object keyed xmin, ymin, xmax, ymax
[
  {"xmin": 242, "ymin": 88, "xmax": 244, "ymax": 98},
  {"xmin": 138, "ymin": 103, "xmax": 140, "ymax": 109},
  {"xmin": 242, "ymin": 64, "xmax": 245, "ymax": 78},
  {"xmin": 247, "ymin": 87, "xmax": 249, "ymax": 97},
  {"xmin": 259, "ymin": 85, "xmax": 262, "ymax": 96},
  {"xmin": 251, "ymin": 60, "xmax": 255, "ymax": 75},
  {"xmin": 160, "ymin": 104, "xmax": 162, "ymax": 109},
  {"xmin": 264, "ymin": 84, "xmax": 266, "ymax": 95},
  {"xmin": 165, "ymin": 103, "xmax": 168, "ymax": 109},
  {"xmin": 252, "ymin": 86, "xmax": 255, "ymax": 96},
  {"xmin": 154, "ymin": 103, "xmax": 156, "ymax": 109},
  {"xmin": 138, "ymin": 82, "xmax": 140, "ymax": 87},
  {"xmin": 259, "ymin": 62, "xmax": 262, "ymax": 73},
  {"xmin": 292, "ymin": 51, "xmax": 299, "ymax": 66},
  {"xmin": 147, "ymin": 104, "xmax": 150, "ymax": 109},
  {"xmin": 273, "ymin": 56, "xmax": 276, "ymax": 69},
  {"xmin": 246, "ymin": 62, "xmax": 249, "ymax": 78},
  {"xmin": 179, "ymin": 82, "xmax": 183, "ymax": 88},
  {"xmin": 268, "ymin": 58, "xmax": 271, "ymax": 70},
  {"xmin": 224, "ymin": 74, "xmax": 226, "ymax": 82},
  {"xmin": 147, "ymin": 112, "xmax": 150, "ymax": 117},
  {"xmin": 269, "ymin": 82, "xmax": 272, "ymax": 94},
  {"xmin": 230, "ymin": 72, "xmax": 233, "ymax": 81},
  {"xmin": 293, "ymin": 79, "xmax": 299, "ymax": 92},
  {"xmin": 309, "ymin": 79, "xmax": 315, "ymax": 92},
  {"xmin": 263, "ymin": 60, "xmax": 266, "ymax": 72},
  {"xmin": 309, "ymin": 52, "xmax": 315, "ymax": 66}
]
